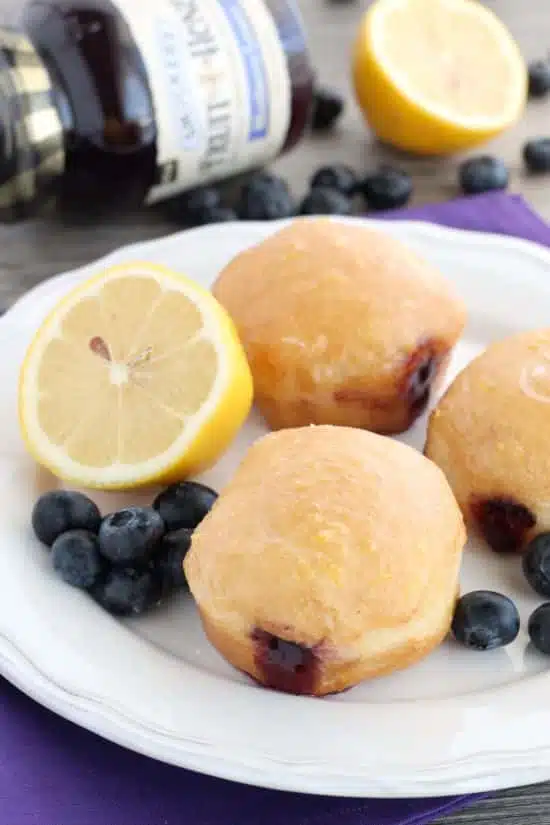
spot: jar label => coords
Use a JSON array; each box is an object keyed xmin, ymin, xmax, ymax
[{"xmin": 109, "ymin": 0, "xmax": 293, "ymax": 203}]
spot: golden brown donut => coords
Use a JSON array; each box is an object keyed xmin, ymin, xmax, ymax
[
  {"xmin": 425, "ymin": 329, "xmax": 550, "ymax": 554},
  {"xmin": 213, "ymin": 218, "xmax": 466, "ymax": 435},
  {"xmin": 184, "ymin": 425, "xmax": 466, "ymax": 696}
]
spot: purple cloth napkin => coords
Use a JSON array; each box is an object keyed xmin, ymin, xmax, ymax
[
  {"xmin": 2, "ymin": 192, "xmax": 549, "ymax": 825},
  {"xmin": 379, "ymin": 191, "xmax": 550, "ymax": 244}
]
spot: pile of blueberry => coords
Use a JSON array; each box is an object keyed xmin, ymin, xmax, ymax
[
  {"xmin": 163, "ymin": 163, "xmax": 415, "ymax": 228},
  {"xmin": 31, "ymin": 482, "xmax": 218, "ymax": 617},
  {"xmin": 31, "ymin": 484, "xmax": 550, "ymax": 655},
  {"xmin": 452, "ymin": 532, "xmax": 550, "ymax": 656}
]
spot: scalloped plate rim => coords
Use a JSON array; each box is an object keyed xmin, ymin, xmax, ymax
[{"xmin": 2, "ymin": 216, "xmax": 550, "ymax": 798}]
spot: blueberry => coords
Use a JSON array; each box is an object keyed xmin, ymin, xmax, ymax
[
  {"xmin": 310, "ymin": 164, "xmax": 357, "ymax": 195},
  {"xmin": 195, "ymin": 206, "xmax": 238, "ymax": 224},
  {"xmin": 523, "ymin": 138, "xmax": 550, "ymax": 173},
  {"xmin": 153, "ymin": 482, "xmax": 218, "ymax": 532},
  {"xmin": 299, "ymin": 186, "xmax": 352, "ymax": 216},
  {"xmin": 459, "ymin": 156, "xmax": 509, "ymax": 195},
  {"xmin": 161, "ymin": 527, "xmax": 194, "ymax": 555},
  {"xmin": 98, "ymin": 506, "xmax": 165, "ymax": 565},
  {"xmin": 247, "ymin": 171, "xmax": 290, "ymax": 192},
  {"xmin": 32, "ymin": 490, "xmax": 101, "ymax": 547},
  {"xmin": 311, "ymin": 87, "xmax": 344, "ymax": 132},
  {"xmin": 183, "ymin": 205, "xmax": 238, "ymax": 226},
  {"xmin": 155, "ymin": 528, "xmax": 193, "ymax": 594},
  {"xmin": 250, "ymin": 171, "xmax": 291, "ymax": 191},
  {"xmin": 237, "ymin": 173, "xmax": 295, "ymax": 220},
  {"xmin": 356, "ymin": 166, "xmax": 413, "ymax": 211},
  {"xmin": 163, "ymin": 186, "xmax": 221, "ymax": 224},
  {"xmin": 451, "ymin": 590, "xmax": 520, "ymax": 651},
  {"xmin": 528, "ymin": 59, "xmax": 550, "ymax": 99},
  {"xmin": 92, "ymin": 568, "xmax": 162, "ymax": 616},
  {"xmin": 51, "ymin": 529, "xmax": 104, "ymax": 589},
  {"xmin": 528, "ymin": 603, "xmax": 550, "ymax": 655},
  {"xmin": 180, "ymin": 186, "xmax": 221, "ymax": 211},
  {"xmin": 522, "ymin": 533, "xmax": 550, "ymax": 597}
]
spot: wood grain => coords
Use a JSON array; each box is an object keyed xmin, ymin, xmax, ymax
[{"xmin": 0, "ymin": 2, "xmax": 549, "ymax": 819}]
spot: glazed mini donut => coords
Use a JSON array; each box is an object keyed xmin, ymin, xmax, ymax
[
  {"xmin": 425, "ymin": 329, "xmax": 550, "ymax": 554},
  {"xmin": 184, "ymin": 425, "xmax": 466, "ymax": 696},
  {"xmin": 212, "ymin": 218, "xmax": 466, "ymax": 435}
]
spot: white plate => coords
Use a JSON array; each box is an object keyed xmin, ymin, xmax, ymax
[{"xmin": 2, "ymin": 217, "xmax": 550, "ymax": 799}]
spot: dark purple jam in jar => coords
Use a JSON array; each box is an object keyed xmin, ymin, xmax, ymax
[{"xmin": 0, "ymin": 0, "xmax": 314, "ymax": 219}]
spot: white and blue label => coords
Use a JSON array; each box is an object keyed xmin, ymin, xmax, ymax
[
  {"xmin": 109, "ymin": 0, "xmax": 292, "ymax": 203},
  {"xmin": 219, "ymin": 0, "xmax": 270, "ymax": 142},
  {"xmin": 154, "ymin": 12, "xmax": 203, "ymax": 152}
]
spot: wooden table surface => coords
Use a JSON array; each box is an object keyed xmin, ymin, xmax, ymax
[{"xmin": 1, "ymin": 1, "xmax": 550, "ymax": 822}]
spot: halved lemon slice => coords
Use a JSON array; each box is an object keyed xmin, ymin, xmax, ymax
[
  {"xmin": 353, "ymin": 0, "xmax": 528, "ymax": 155},
  {"xmin": 19, "ymin": 262, "xmax": 253, "ymax": 490}
]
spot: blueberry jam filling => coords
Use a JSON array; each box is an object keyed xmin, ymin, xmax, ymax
[
  {"xmin": 408, "ymin": 358, "xmax": 436, "ymax": 411},
  {"xmin": 251, "ymin": 628, "xmax": 319, "ymax": 695},
  {"xmin": 400, "ymin": 340, "xmax": 444, "ymax": 419},
  {"xmin": 471, "ymin": 496, "xmax": 536, "ymax": 554}
]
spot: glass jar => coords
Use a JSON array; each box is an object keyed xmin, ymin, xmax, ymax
[{"xmin": 0, "ymin": 0, "xmax": 314, "ymax": 221}]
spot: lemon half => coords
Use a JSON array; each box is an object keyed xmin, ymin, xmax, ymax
[
  {"xmin": 19, "ymin": 262, "xmax": 253, "ymax": 490},
  {"xmin": 353, "ymin": 0, "xmax": 528, "ymax": 155}
]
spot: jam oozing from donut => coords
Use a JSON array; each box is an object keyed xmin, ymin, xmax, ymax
[
  {"xmin": 251, "ymin": 628, "xmax": 319, "ymax": 695},
  {"xmin": 471, "ymin": 496, "xmax": 536, "ymax": 554},
  {"xmin": 400, "ymin": 339, "xmax": 445, "ymax": 419},
  {"xmin": 333, "ymin": 339, "xmax": 445, "ymax": 416}
]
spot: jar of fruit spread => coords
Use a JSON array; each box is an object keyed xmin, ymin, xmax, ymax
[{"xmin": 0, "ymin": 0, "xmax": 313, "ymax": 220}]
